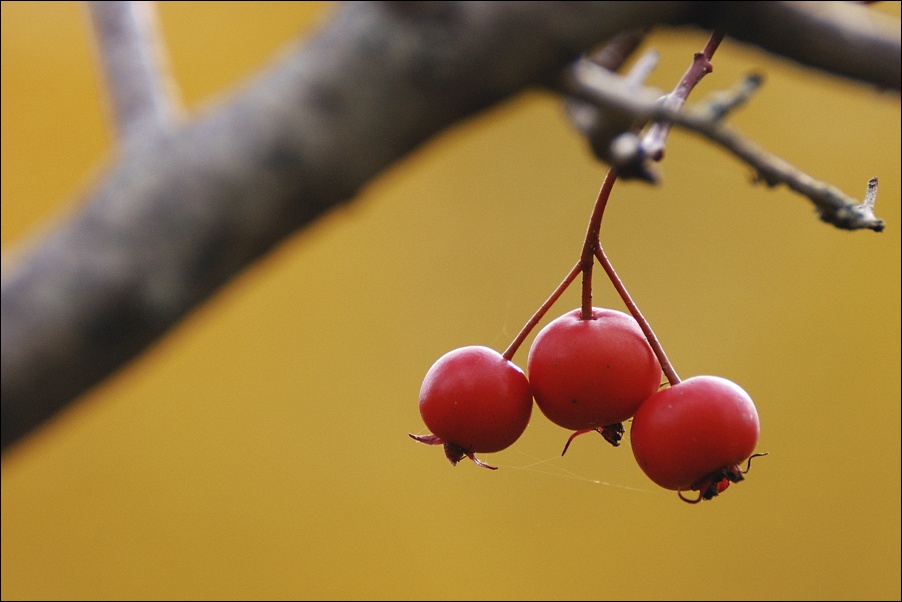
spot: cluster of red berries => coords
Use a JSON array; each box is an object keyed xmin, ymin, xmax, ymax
[
  {"xmin": 410, "ymin": 304, "xmax": 762, "ymax": 503},
  {"xmin": 410, "ymin": 36, "xmax": 767, "ymax": 503},
  {"xmin": 409, "ymin": 170, "xmax": 764, "ymax": 505}
]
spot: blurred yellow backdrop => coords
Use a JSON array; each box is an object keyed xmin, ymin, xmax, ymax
[{"xmin": 2, "ymin": 2, "xmax": 900, "ymax": 600}]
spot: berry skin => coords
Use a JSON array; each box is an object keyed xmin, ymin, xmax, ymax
[
  {"xmin": 527, "ymin": 307, "xmax": 662, "ymax": 437},
  {"xmin": 410, "ymin": 345, "xmax": 533, "ymax": 469},
  {"xmin": 629, "ymin": 375, "xmax": 761, "ymax": 502}
]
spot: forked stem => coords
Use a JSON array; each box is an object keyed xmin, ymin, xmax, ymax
[{"xmin": 503, "ymin": 32, "xmax": 727, "ymax": 370}]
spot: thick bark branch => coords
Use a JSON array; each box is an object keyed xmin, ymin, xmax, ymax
[
  {"xmin": 700, "ymin": 1, "xmax": 901, "ymax": 91},
  {"xmin": 2, "ymin": 1, "xmax": 899, "ymax": 452}
]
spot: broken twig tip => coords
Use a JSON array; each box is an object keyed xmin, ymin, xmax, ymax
[
  {"xmin": 862, "ymin": 177, "xmax": 879, "ymax": 210},
  {"xmin": 858, "ymin": 176, "xmax": 883, "ymax": 232}
]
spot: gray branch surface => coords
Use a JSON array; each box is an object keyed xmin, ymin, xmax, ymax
[
  {"xmin": 86, "ymin": 0, "xmax": 181, "ymax": 139},
  {"xmin": 2, "ymin": 1, "xmax": 900, "ymax": 452}
]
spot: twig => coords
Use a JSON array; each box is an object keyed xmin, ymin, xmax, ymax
[
  {"xmin": 564, "ymin": 47, "xmax": 662, "ymax": 181},
  {"xmin": 86, "ymin": 1, "xmax": 181, "ymax": 140},
  {"xmin": 695, "ymin": 72, "xmax": 763, "ymax": 121},
  {"xmin": 560, "ymin": 61, "xmax": 886, "ymax": 232}
]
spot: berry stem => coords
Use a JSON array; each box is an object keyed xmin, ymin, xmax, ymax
[
  {"xmin": 585, "ymin": 31, "xmax": 724, "ymax": 384},
  {"xmin": 504, "ymin": 33, "xmax": 726, "ymax": 369},
  {"xmin": 579, "ymin": 169, "xmax": 618, "ymax": 320},
  {"xmin": 574, "ymin": 165, "xmax": 681, "ymax": 385},
  {"xmin": 594, "ymin": 245, "xmax": 681, "ymax": 386},
  {"xmin": 502, "ymin": 261, "xmax": 581, "ymax": 361}
]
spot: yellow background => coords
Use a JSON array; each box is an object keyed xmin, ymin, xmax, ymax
[{"xmin": 2, "ymin": 2, "xmax": 900, "ymax": 599}]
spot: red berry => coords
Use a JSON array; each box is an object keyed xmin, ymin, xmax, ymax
[
  {"xmin": 410, "ymin": 346, "xmax": 533, "ymax": 469},
  {"xmin": 629, "ymin": 375, "xmax": 761, "ymax": 501},
  {"xmin": 527, "ymin": 307, "xmax": 662, "ymax": 435}
]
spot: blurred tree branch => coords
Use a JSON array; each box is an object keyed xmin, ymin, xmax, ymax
[
  {"xmin": 2, "ymin": 1, "xmax": 899, "ymax": 452},
  {"xmin": 86, "ymin": 0, "xmax": 182, "ymax": 140}
]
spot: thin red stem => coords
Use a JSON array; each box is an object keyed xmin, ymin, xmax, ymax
[
  {"xmin": 589, "ymin": 32, "xmax": 726, "ymax": 382},
  {"xmin": 504, "ymin": 32, "xmax": 727, "ymax": 372},
  {"xmin": 701, "ymin": 30, "xmax": 725, "ymax": 60},
  {"xmin": 595, "ymin": 245, "xmax": 680, "ymax": 386},
  {"xmin": 579, "ymin": 170, "xmax": 618, "ymax": 320},
  {"xmin": 502, "ymin": 262, "xmax": 581, "ymax": 361}
]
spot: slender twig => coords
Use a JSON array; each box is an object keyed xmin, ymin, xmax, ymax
[
  {"xmin": 860, "ymin": 177, "xmax": 879, "ymax": 213},
  {"xmin": 695, "ymin": 72, "xmax": 763, "ymax": 121},
  {"xmin": 564, "ymin": 47, "xmax": 662, "ymax": 181},
  {"xmin": 86, "ymin": 1, "xmax": 181, "ymax": 140},
  {"xmin": 560, "ymin": 60, "xmax": 886, "ymax": 232},
  {"xmin": 583, "ymin": 29, "xmax": 647, "ymax": 72}
]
